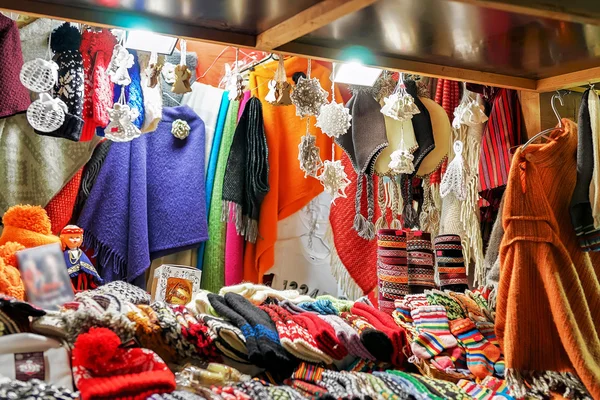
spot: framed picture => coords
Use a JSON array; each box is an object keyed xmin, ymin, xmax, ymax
[{"xmin": 16, "ymin": 243, "xmax": 74, "ymax": 310}]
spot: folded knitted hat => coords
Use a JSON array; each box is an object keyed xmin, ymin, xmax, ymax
[
  {"xmin": 187, "ymin": 290, "xmax": 219, "ymax": 317},
  {"xmin": 95, "ymin": 281, "xmax": 151, "ymax": 305},
  {"xmin": 36, "ymin": 23, "xmax": 84, "ymax": 141},
  {"xmin": 223, "ymin": 292, "xmax": 295, "ymax": 371},
  {"xmin": 0, "ymin": 205, "xmax": 60, "ymax": 248},
  {"xmin": 340, "ymin": 312, "xmax": 393, "ymax": 361},
  {"xmin": 219, "ymin": 283, "xmax": 315, "ymax": 305},
  {"xmin": 291, "ymin": 312, "xmax": 348, "ymax": 360},
  {"xmin": 318, "ymin": 314, "xmax": 375, "ymax": 360},
  {"xmin": 200, "ymin": 314, "xmax": 248, "ymax": 363},
  {"xmin": 351, "ymin": 302, "xmax": 407, "ymax": 366},
  {"xmin": 261, "ymin": 304, "xmax": 332, "ymax": 364},
  {"xmin": 171, "ymin": 305, "xmax": 220, "ymax": 361},
  {"xmin": 0, "ymin": 15, "xmax": 31, "ymax": 119},
  {"xmin": 72, "ymin": 327, "xmax": 175, "ymax": 400}
]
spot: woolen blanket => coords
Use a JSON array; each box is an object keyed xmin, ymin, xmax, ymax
[
  {"xmin": 78, "ymin": 106, "xmax": 208, "ymax": 282},
  {"xmin": 196, "ymin": 92, "xmax": 231, "ymax": 269},
  {"xmin": 202, "ymin": 100, "xmax": 240, "ymax": 291},
  {"xmin": 0, "ymin": 114, "xmax": 99, "ymax": 218}
]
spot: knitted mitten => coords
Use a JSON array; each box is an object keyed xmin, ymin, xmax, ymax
[
  {"xmin": 341, "ymin": 312, "xmax": 394, "ymax": 362},
  {"xmin": 449, "ymin": 318, "xmax": 500, "ymax": 379},
  {"xmin": 410, "ymin": 306, "xmax": 458, "ymax": 359},
  {"xmin": 291, "ymin": 312, "xmax": 348, "ymax": 360},
  {"xmin": 318, "ymin": 314, "xmax": 375, "ymax": 360},
  {"xmin": 208, "ymin": 293, "xmax": 260, "ymax": 364},
  {"xmin": 261, "ymin": 304, "xmax": 332, "ymax": 364},
  {"xmin": 406, "ymin": 231, "xmax": 436, "ymax": 294},
  {"xmin": 433, "ymin": 234, "xmax": 469, "ymax": 292},
  {"xmin": 224, "ymin": 292, "xmax": 294, "ymax": 370}
]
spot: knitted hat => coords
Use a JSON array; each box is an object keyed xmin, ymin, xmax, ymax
[
  {"xmin": 127, "ymin": 304, "xmax": 178, "ymax": 364},
  {"xmin": 0, "ymin": 15, "xmax": 31, "ymax": 119},
  {"xmin": 291, "ymin": 312, "xmax": 348, "ymax": 360},
  {"xmin": 0, "ymin": 258, "xmax": 25, "ymax": 301},
  {"xmin": 223, "ymin": 292, "xmax": 295, "ymax": 371},
  {"xmin": 150, "ymin": 301, "xmax": 198, "ymax": 360},
  {"xmin": 18, "ymin": 18, "xmax": 61, "ymax": 64},
  {"xmin": 72, "ymin": 327, "xmax": 176, "ymax": 400},
  {"xmin": 95, "ymin": 281, "xmax": 150, "ymax": 305},
  {"xmin": 0, "ymin": 205, "xmax": 60, "ymax": 248},
  {"xmin": 79, "ymin": 29, "xmax": 116, "ymax": 142},
  {"xmin": 335, "ymin": 88, "xmax": 388, "ymax": 240},
  {"xmin": 36, "ymin": 23, "xmax": 84, "ymax": 141},
  {"xmin": 261, "ymin": 304, "xmax": 332, "ymax": 364},
  {"xmin": 340, "ymin": 312, "xmax": 394, "ymax": 361},
  {"xmin": 171, "ymin": 305, "xmax": 220, "ymax": 361},
  {"xmin": 318, "ymin": 314, "xmax": 375, "ymax": 360},
  {"xmin": 417, "ymin": 97, "xmax": 450, "ymax": 175},
  {"xmin": 200, "ymin": 314, "xmax": 248, "ymax": 363},
  {"xmin": 434, "ymin": 234, "xmax": 469, "ymax": 292},
  {"xmin": 0, "ymin": 241, "xmax": 25, "ymax": 268}
]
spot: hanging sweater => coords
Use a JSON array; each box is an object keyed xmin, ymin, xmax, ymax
[
  {"xmin": 244, "ymin": 57, "xmax": 338, "ymax": 284},
  {"xmin": 497, "ymin": 119, "xmax": 600, "ymax": 399}
]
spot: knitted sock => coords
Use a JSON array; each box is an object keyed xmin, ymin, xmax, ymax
[
  {"xmin": 426, "ymin": 289, "xmax": 465, "ymax": 320},
  {"xmin": 431, "ymin": 354, "xmax": 455, "ymax": 371},
  {"xmin": 377, "ymin": 229, "xmax": 408, "ymax": 314},
  {"xmin": 457, "ymin": 380, "xmax": 496, "ymax": 400},
  {"xmin": 407, "ymin": 231, "xmax": 436, "ymax": 294},
  {"xmin": 224, "ymin": 293, "xmax": 294, "ymax": 370},
  {"xmin": 450, "ymin": 318, "xmax": 500, "ymax": 379},
  {"xmin": 433, "ymin": 235, "xmax": 468, "ymax": 292},
  {"xmin": 476, "ymin": 321, "xmax": 499, "ymax": 347},
  {"xmin": 481, "ymin": 376, "xmax": 513, "ymax": 399},
  {"xmin": 394, "ymin": 299, "xmax": 412, "ymax": 323},
  {"xmin": 448, "ymin": 292, "xmax": 487, "ymax": 322},
  {"xmin": 410, "ymin": 306, "xmax": 457, "ymax": 359}
]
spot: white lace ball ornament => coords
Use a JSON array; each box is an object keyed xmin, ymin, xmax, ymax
[
  {"xmin": 20, "ymin": 58, "xmax": 59, "ymax": 93},
  {"xmin": 27, "ymin": 93, "xmax": 67, "ymax": 132},
  {"xmin": 316, "ymin": 102, "xmax": 352, "ymax": 138},
  {"xmin": 318, "ymin": 159, "xmax": 351, "ymax": 204},
  {"xmin": 290, "ymin": 77, "xmax": 328, "ymax": 118},
  {"xmin": 172, "ymin": 119, "xmax": 191, "ymax": 140}
]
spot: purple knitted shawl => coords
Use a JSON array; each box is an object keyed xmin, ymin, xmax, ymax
[{"xmin": 78, "ymin": 106, "xmax": 208, "ymax": 282}]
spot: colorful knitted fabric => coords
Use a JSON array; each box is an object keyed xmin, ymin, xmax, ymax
[
  {"xmin": 150, "ymin": 301, "xmax": 198, "ymax": 360},
  {"xmin": 298, "ymin": 299, "xmax": 339, "ymax": 315},
  {"xmin": 45, "ymin": 169, "xmax": 83, "ymax": 235},
  {"xmin": 457, "ymin": 380, "xmax": 496, "ymax": 400},
  {"xmin": 341, "ymin": 312, "xmax": 394, "ymax": 362},
  {"xmin": 172, "ymin": 305, "xmax": 220, "ymax": 361},
  {"xmin": 411, "ymin": 373, "xmax": 470, "ymax": 400},
  {"xmin": 384, "ymin": 370, "xmax": 444, "ymax": 400},
  {"xmin": 291, "ymin": 312, "xmax": 348, "ymax": 360},
  {"xmin": 200, "ymin": 314, "xmax": 248, "ymax": 363},
  {"xmin": 433, "ymin": 235, "xmax": 468, "ymax": 292},
  {"xmin": 448, "ymin": 291, "xmax": 487, "ymax": 322},
  {"xmin": 377, "ymin": 229, "xmax": 408, "ymax": 314},
  {"xmin": 449, "ymin": 318, "xmax": 500, "ymax": 379},
  {"xmin": 318, "ymin": 314, "xmax": 375, "ymax": 360},
  {"xmin": 407, "ymin": 231, "xmax": 435, "ymax": 294},
  {"xmin": 315, "ymin": 295, "xmax": 354, "ymax": 312},
  {"xmin": 261, "ymin": 304, "xmax": 332, "ymax": 364},
  {"xmin": 426, "ymin": 289, "xmax": 465, "ymax": 320},
  {"xmin": 128, "ymin": 305, "xmax": 178, "ymax": 364},
  {"xmin": 410, "ymin": 305, "xmax": 458, "ymax": 359},
  {"xmin": 480, "ymin": 376, "xmax": 513, "ymax": 399}
]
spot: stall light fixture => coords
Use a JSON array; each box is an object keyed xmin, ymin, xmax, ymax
[
  {"xmin": 124, "ymin": 30, "xmax": 178, "ymax": 55},
  {"xmin": 333, "ymin": 61, "xmax": 383, "ymax": 87}
]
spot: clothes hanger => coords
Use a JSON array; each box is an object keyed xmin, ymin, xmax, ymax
[
  {"xmin": 240, "ymin": 53, "xmax": 275, "ymax": 73},
  {"xmin": 521, "ymin": 91, "xmax": 565, "ymax": 151}
]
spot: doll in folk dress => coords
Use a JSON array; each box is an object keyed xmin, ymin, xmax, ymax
[{"xmin": 60, "ymin": 225, "xmax": 103, "ymax": 292}]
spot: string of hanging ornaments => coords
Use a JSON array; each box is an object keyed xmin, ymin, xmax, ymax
[
  {"xmin": 173, "ymin": 39, "xmax": 193, "ymax": 95},
  {"xmin": 225, "ymin": 48, "xmax": 244, "ymax": 101},
  {"xmin": 24, "ymin": 35, "xmax": 69, "ymax": 132},
  {"xmin": 381, "ymin": 73, "xmax": 420, "ymax": 175},
  {"xmin": 265, "ymin": 54, "xmax": 292, "ymax": 106}
]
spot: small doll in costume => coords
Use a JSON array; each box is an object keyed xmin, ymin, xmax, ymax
[{"xmin": 60, "ymin": 225, "xmax": 103, "ymax": 292}]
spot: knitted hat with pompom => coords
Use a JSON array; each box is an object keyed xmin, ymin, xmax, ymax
[
  {"xmin": 72, "ymin": 327, "xmax": 175, "ymax": 400},
  {"xmin": 0, "ymin": 205, "xmax": 60, "ymax": 248},
  {"xmin": 0, "ymin": 257, "xmax": 25, "ymax": 300}
]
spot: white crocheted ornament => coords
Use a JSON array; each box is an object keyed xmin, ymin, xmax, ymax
[
  {"xmin": 316, "ymin": 102, "xmax": 352, "ymax": 138},
  {"xmin": 27, "ymin": 93, "xmax": 67, "ymax": 132},
  {"xmin": 161, "ymin": 62, "xmax": 176, "ymax": 84},
  {"xmin": 298, "ymin": 133, "xmax": 323, "ymax": 178},
  {"xmin": 388, "ymin": 148, "xmax": 415, "ymax": 174},
  {"xmin": 291, "ymin": 76, "xmax": 328, "ymax": 118},
  {"xmin": 440, "ymin": 141, "xmax": 466, "ymax": 200},
  {"xmin": 104, "ymin": 103, "xmax": 141, "ymax": 142},
  {"xmin": 107, "ymin": 44, "xmax": 134, "ymax": 86},
  {"xmin": 20, "ymin": 58, "xmax": 59, "ymax": 93},
  {"xmin": 171, "ymin": 119, "xmax": 190, "ymax": 140},
  {"xmin": 318, "ymin": 159, "xmax": 351, "ymax": 203},
  {"xmin": 381, "ymin": 92, "xmax": 420, "ymax": 121},
  {"xmin": 452, "ymin": 98, "xmax": 488, "ymax": 129}
]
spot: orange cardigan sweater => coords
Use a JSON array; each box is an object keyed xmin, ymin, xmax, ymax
[
  {"xmin": 244, "ymin": 57, "xmax": 341, "ymax": 283},
  {"xmin": 497, "ymin": 119, "xmax": 600, "ymax": 398}
]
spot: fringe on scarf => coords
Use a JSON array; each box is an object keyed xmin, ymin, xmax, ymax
[
  {"xmin": 325, "ymin": 227, "xmax": 364, "ymax": 300},
  {"xmin": 244, "ymin": 216, "xmax": 259, "ymax": 244},
  {"xmin": 222, "ymin": 201, "xmax": 244, "ymax": 236},
  {"xmin": 82, "ymin": 231, "xmax": 126, "ymax": 279},
  {"xmin": 506, "ymin": 369, "xmax": 592, "ymax": 400}
]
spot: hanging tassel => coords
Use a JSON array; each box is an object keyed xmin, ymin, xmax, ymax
[
  {"xmin": 359, "ymin": 176, "xmax": 376, "ymax": 240},
  {"xmin": 375, "ymin": 175, "xmax": 388, "ymax": 230},
  {"xmin": 353, "ymin": 174, "xmax": 366, "ymax": 234}
]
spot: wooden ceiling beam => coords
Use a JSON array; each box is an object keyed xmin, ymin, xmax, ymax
[
  {"xmin": 277, "ymin": 42, "xmax": 537, "ymax": 91},
  {"xmin": 0, "ymin": 1, "xmax": 256, "ymax": 48},
  {"xmin": 450, "ymin": 0, "xmax": 600, "ymax": 26},
  {"xmin": 536, "ymin": 66, "xmax": 600, "ymax": 92},
  {"xmin": 256, "ymin": 0, "xmax": 379, "ymax": 50}
]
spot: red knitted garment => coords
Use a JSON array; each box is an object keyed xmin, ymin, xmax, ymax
[
  {"xmin": 72, "ymin": 327, "xmax": 176, "ymax": 400},
  {"xmin": 291, "ymin": 312, "xmax": 347, "ymax": 360},
  {"xmin": 80, "ymin": 30, "xmax": 116, "ymax": 142},
  {"xmin": 329, "ymin": 153, "xmax": 380, "ymax": 302},
  {"xmin": 171, "ymin": 305, "xmax": 220, "ymax": 361},
  {"xmin": 45, "ymin": 169, "xmax": 83, "ymax": 235},
  {"xmin": 351, "ymin": 302, "xmax": 407, "ymax": 367},
  {"xmin": 0, "ymin": 15, "xmax": 30, "ymax": 119}
]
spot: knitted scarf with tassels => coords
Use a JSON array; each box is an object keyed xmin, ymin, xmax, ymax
[{"xmin": 221, "ymin": 96, "xmax": 270, "ymax": 244}]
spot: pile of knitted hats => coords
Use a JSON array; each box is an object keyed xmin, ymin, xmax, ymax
[{"xmin": 393, "ymin": 288, "xmax": 502, "ymax": 383}]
